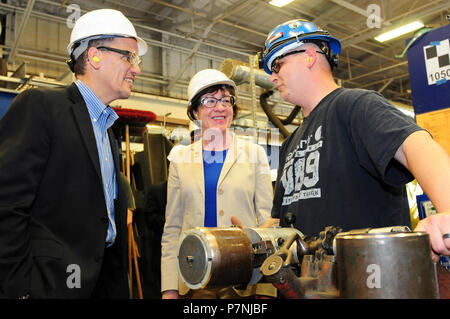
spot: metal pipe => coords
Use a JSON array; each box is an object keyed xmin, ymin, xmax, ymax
[
  {"xmin": 146, "ymin": 0, "xmax": 267, "ymax": 37},
  {"xmin": 8, "ymin": 0, "xmax": 36, "ymax": 63},
  {"xmin": 0, "ymin": 2, "xmax": 250, "ymax": 59},
  {"xmin": 348, "ymin": 61, "xmax": 408, "ymax": 81},
  {"xmin": 221, "ymin": 58, "xmax": 275, "ymax": 90}
]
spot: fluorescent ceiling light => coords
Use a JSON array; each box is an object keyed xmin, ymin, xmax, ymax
[
  {"xmin": 269, "ymin": 0, "xmax": 294, "ymax": 7},
  {"xmin": 375, "ymin": 21, "xmax": 424, "ymax": 42}
]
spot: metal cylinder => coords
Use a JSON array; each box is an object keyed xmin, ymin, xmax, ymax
[
  {"xmin": 335, "ymin": 231, "xmax": 439, "ymax": 299},
  {"xmin": 220, "ymin": 58, "xmax": 275, "ymax": 90},
  {"xmin": 177, "ymin": 227, "xmax": 253, "ymax": 289}
]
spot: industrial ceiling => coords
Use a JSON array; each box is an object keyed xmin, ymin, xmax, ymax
[{"xmin": 1, "ymin": 0, "xmax": 449, "ymax": 124}]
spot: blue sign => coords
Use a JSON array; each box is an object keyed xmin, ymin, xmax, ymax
[
  {"xmin": 406, "ymin": 24, "xmax": 450, "ymax": 114},
  {"xmin": 0, "ymin": 91, "xmax": 18, "ymax": 119}
]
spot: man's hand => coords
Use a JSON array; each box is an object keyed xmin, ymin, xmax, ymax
[{"xmin": 414, "ymin": 211, "xmax": 450, "ymax": 262}]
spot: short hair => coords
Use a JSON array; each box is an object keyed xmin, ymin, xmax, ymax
[
  {"xmin": 187, "ymin": 84, "xmax": 240, "ymax": 121},
  {"xmin": 303, "ymin": 40, "xmax": 334, "ymax": 71},
  {"xmin": 73, "ymin": 37, "xmax": 115, "ymax": 76}
]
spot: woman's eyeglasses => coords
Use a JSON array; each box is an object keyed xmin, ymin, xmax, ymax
[{"xmin": 200, "ymin": 95, "xmax": 236, "ymax": 108}]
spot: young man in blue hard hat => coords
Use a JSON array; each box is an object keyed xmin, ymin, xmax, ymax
[
  {"xmin": 259, "ymin": 19, "xmax": 450, "ymax": 258},
  {"xmin": 0, "ymin": 9, "xmax": 147, "ymax": 298}
]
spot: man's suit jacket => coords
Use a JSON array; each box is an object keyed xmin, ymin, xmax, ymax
[
  {"xmin": 0, "ymin": 83, "xmax": 129, "ymax": 298},
  {"xmin": 161, "ymin": 136, "xmax": 273, "ymax": 293}
]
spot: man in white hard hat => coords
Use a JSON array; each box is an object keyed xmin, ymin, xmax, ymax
[{"xmin": 0, "ymin": 9, "xmax": 147, "ymax": 298}]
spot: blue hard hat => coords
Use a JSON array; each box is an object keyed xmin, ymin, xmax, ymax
[{"xmin": 259, "ymin": 19, "xmax": 342, "ymax": 74}]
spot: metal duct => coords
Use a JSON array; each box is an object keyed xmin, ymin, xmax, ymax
[
  {"xmin": 220, "ymin": 58, "xmax": 275, "ymax": 90},
  {"xmin": 221, "ymin": 58, "xmax": 301, "ymax": 138}
]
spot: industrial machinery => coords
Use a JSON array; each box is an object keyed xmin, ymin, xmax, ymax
[
  {"xmin": 178, "ymin": 225, "xmax": 304, "ymax": 290},
  {"xmin": 177, "ymin": 214, "xmax": 439, "ymax": 299}
]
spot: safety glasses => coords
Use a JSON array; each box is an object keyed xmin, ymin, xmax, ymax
[
  {"xmin": 271, "ymin": 49, "xmax": 325, "ymax": 74},
  {"xmin": 96, "ymin": 46, "xmax": 142, "ymax": 67},
  {"xmin": 271, "ymin": 50, "xmax": 307, "ymax": 74}
]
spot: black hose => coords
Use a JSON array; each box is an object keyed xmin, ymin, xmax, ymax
[
  {"xmin": 259, "ymin": 90, "xmax": 301, "ymax": 138},
  {"xmin": 281, "ymin": 105, "xmax": 301, "ymax": 125}
]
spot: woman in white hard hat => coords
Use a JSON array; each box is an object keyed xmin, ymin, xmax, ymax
[{"xmin": 161, "ymin": 69, "xmax": 278, "ymax": 299}]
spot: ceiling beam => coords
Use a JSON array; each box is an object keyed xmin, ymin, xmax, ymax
[
  {"xmin": 357, "ymin": 72, "xmax": 410, "ymax": 88},
  {"xmin": 378, "ymin": 78, "xmax": 394, "ymax": 93},
  {"xmin": 8, "ymin": 0, "xmax": 36, "ymax": 63},
  {"xmin": 146, "ymin": 0, "xmax": 267, "ymax": 37},
  {"xmin": 0, "ymin": 1, "xmax": 252, "ymax": 60},
  {"xmin": 350, "ymin": 44, "xmax": 400, "ymax": 64},
  {"xmin": 348, "ymin": 61, "xmax": 408, "ymax": 81},
  {"xmin": 340, "ymin": 1, "xmax": 450, "ymax": 48},
  {"xmin": 328, "ymin": 0, "xmax": 371, "ymax": 18},
  {"xmin": 164, "ymin": 23, "xmax": 214, "ymax": 94},
  {"xmin": 164, "ymin": 0, "xmax": 255, "ymax": 94}
]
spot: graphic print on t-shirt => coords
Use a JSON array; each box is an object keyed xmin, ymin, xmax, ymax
[{"xmin": 281, "ymin": 125, "xmax": 323, "ymax": 206}]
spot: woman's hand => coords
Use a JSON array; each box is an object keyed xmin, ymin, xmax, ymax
[
  {"xmin": 231, "ymin": 216, "xmax": 280, "ymax": 229},
  {"xmin": 162, "ymin": 290, "xmax": 179, "ymax": 299}
]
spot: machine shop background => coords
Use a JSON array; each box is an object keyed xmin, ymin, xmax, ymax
[{"xmin": 0, "ymin": 0, "xmax": 448, "ymax": 300}]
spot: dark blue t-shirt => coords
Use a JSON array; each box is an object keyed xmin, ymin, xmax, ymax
[
  {"xmin": 203, "ymin": 149, "xmax": 228, "ymax": 227},
  {"xmin": 272, "ymin": 88, "xmax": 423, "ymax": 236}
]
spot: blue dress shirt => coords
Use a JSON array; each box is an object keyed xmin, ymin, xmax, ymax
[{"xmin": 75, "ymin": 80, "xmax": 118, "ymax": 247}]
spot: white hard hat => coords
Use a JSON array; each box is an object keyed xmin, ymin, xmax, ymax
[
  {"xmin": 187, "ymin": 69, "xmax": 236, "ymax": 105},
  {"xmin": 67, "ymin": 9, "xmax": 147, "ymax": 60}
]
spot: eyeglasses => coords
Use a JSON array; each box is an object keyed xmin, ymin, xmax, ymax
[
  {"xmin": 96, "ymin": 46, "xmax": 142, "ymax": 67},
  {"xmin": 271, "ymin": 50, "xmax": 306, "ymax": 74},
  {"xmin": 271, "ymin": 49, "xmax": 325, "ymax": 74},
  {"xmin": 200, "ymin": 95, "xmax": 236, "ymax": 108}
]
